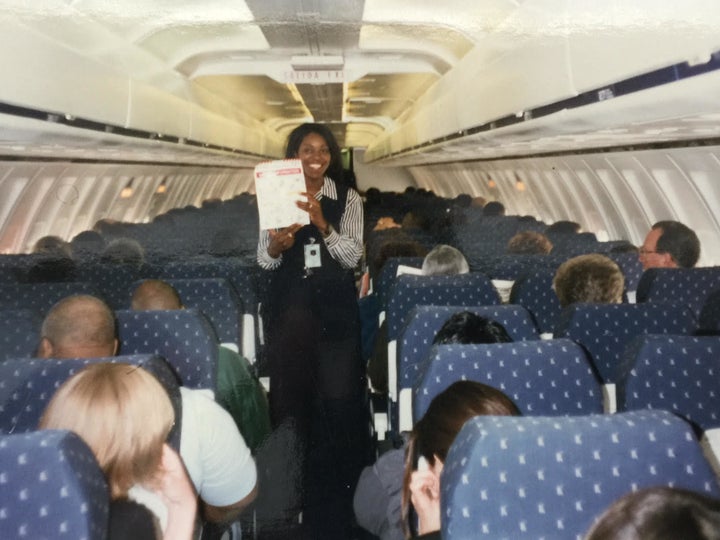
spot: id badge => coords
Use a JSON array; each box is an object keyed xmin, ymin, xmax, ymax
[{"xmin": 304, "ymin": 239, "xmax": 322, "ymax": 268}]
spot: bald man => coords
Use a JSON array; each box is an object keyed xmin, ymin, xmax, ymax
[
  {"xmin": 38, "ymin": 295, "xmax": 257, "ymax": 525},
  {"xmin": 131, "ymin": 279, "xmax": 271, "ymax": 452}
]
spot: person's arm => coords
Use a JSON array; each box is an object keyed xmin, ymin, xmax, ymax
[
  {"xmin": 157, "ymin": 444, "xmax": 197, "ymax": 540},
  {"xmin": 323, "ymin": 187, "xmax": 363, "ymax": 269},
  {"xmin": 257, "ymin": 224, "xmax": 303, "ymax": 269},
  {"xmin": 202, "ymin": 484, "xmax": 258, "ymax": 523}
]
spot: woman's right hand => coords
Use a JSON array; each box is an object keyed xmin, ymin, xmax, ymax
[
  {"xmin": 409, "ymin": 469, "xmax": 442, "ymax": 535},
  {"xmin": 157, "ymin": 444, "xmax": 197, "ymax": 540},
  {"xmin": 267, "ymin": 224, "xmax": 303, "ymax": 258}
]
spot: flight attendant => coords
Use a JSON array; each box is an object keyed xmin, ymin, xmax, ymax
[{"xmin": 257, "ymin": 123, "xmax": 368, "ymax": 538}]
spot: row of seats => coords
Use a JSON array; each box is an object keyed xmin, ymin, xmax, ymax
[{"xmin": 0, "ymin": 307, "xmax": 219, "ymax": 391}]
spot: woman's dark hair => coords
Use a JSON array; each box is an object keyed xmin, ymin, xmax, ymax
[
  {"xmin": 401, "ymin": 381, "xmax": 520, "ymax": 537},
  {"xmin": 586, "ymin": 487, "xmax": 720, "ymax": 540},
  {"xmin": 285, "ymin": 123, "xmax": 343, "ymax": 182},
  {"xmin": 433, "ymin": 311, "xmax": 513, "ymax": 345}
]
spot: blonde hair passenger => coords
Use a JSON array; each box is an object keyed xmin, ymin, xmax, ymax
[{"xmin": 39, "ymin": 362, "xmax": 196, "ymax": 539}]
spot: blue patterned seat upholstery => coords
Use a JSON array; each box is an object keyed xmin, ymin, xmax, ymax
[
  {"xmin": 132, "ymin": 277, "xmax": 244, "ymax": 348},
  {"xmin": 116, "ymin": 308, "xmax": 218, "ymax": 389},
  {"xmin": 487, "ymin": 254, "xmax": 559, "ymax": 281},
  {"xmin": 509, "ymin": 267, "xmax": 562, "ymax": 334},
  {"xmin": 76, "ymin": 262, "xmax": 160, "ymax": 310},
  {"xmin": 413, "ymin": 339, "xmax": 602, "ymax": 423},
  {"xmin": 607, "ymin": 252, "xmax": 644, "ymax": 292},
  {"xmin": 0, "ymin": 309, "xmax": 41, "ymax": 361},
  {"xmin": 554, "ymin": 302, "xmax": 696, "ymax": 384},
  {"xmin": 398, "ymin": 304, "xmax": 540, "ymax": 391},
  {"xmin": 0, "ymin": 355, "xmax": 182, "ymax": 450},
  {"xmin": 0, "ymin": 282, "xmax": 102, "ymax": 315},
  {"xmin": 386, "ymin": 273, "xmax": 501, "ymax": 342},
  {"xmin": 0, "ymin": 430, "xmax": 109, "ymax": 540},
  {"xmin": 620, "ymin": 335, "xmax": 720, "ymax": 432},
  {"xmin": 637, "ymin": 267, "xmax": 720, "ymax": 319},
  {"xmin": 442, "ymin": 410, "xmax": 720, "ymax": 539},
  {"xmin": 699, "ymin": 289, "xmax": 720, "ymax": 334},
  {"xmin": 374, "ymin": 256, "xmax": 425, "ymax": 306}
]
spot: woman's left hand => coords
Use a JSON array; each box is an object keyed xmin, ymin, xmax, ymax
[
  {"xmin": 157, "ymin": 444, "xmax": 197, "ymax": 540},
  {"xmin": 409, "ymin": 469, "xmax": 441, "ymax": 535},
  {"xmin": 297, "ymin": 192, "xmax": 329, "ymax": 233}
]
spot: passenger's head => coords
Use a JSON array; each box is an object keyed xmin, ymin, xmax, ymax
[
  {"xmin": 373, "ymin": 216, "xmax": 402, "ymax": 231},
  {"xmin": 402, "ymin": 381, "xmax": 520, "ymax": 537},
  {"xmin": 285, "ymin": 123, "xmax": 343, "ymax": 183},
  {"xmin": 421, "ymin": 245, "xmax": 469, "ymax": 276},
  {"xmin": 585, "ymin": 487, "xmax": 720, "ymax": 540},
  {"xmin": 433, "ymin": 311, "xmax": 513, "ymax": 345},
  {"xmin": 70, "ymin": 230, "xmax": 106, "ymax": 260},
  {"xmin": 100, "ymin": 237, "xmax": 145, "ymax": 267},
  {"xmin": 38, "ymin": 295, "xmax": 117, "ymax": 358},
  {"xmin": 471, "ymin": 196, "xmax": 487, "ymax": 208},
  {"xmin": 39, "ymin": 363, "xmax": 174, "ymax": 498},
  {"xmin": 546, "ymin": 220, "xmax": 581, "ymax": 235},
  {"xmin": 553, "ymin": 254, "xmax": 624, "ymax": 308},
  {"xmin": 506, "ymin": 231, "xmax": 553, "ymax": 255},
  {"xmin": 32, "ymin": 235, "xmax": 72, "ymax": 258},
  {"xmin": 640, "ymin": 220, "xmax": 700, "ymax": 270},
  {"xmin": 131, "ymin": 279, "xmax": 182, "ymax": 311},
  {"xmin": 482, "ymin": 201, "xmax": 505, "ymax": 217}
]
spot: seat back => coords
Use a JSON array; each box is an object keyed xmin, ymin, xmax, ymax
[
  {"xmin": 398, "ymin": 304, "xmax": 540, "ymax": 391},
  {"xmin": 132, "ymin": 277, "xmax": 244, "ymax": 347},
  {"xmin": 0, "ymin": 309, "xmax": 41, "ymax": 361},
  {"xmin": 76, "ymin": 262, "xmax": 160, "ymax": 309},
  {"xmin": 637, "ymin": 267, "xmax": 720, "ymax": 319},
  {"xmin": 374, "ymin": 256, "xmax": 425, "ymax": 306},
  {"xmin": 699, "ymin": 289, "xmax": 720, "ymax": 334},
  {"xmin": 116, "ymin": 308, "xmax": 218, "ymax": 389},
  {"xmin": 509, "ymin": 267, "xmax": 562, "ymax": 334},
  {"xmin": 413, "ymin": 339, "xmax": 602, "ymax": 422},
  {"xmin": 620, "ymin": 335, "xmax": 720, "ymax": 432},
  {"xmin": 554, "ymin": 302, "xmax": 696, "ymax": 383},
  {"xmin": 0, "ymin": 430, "xmax": 109, "ymax": 540},
  {"xmin": 386, "ymin": 273, "xmax": 501, "ymax": 341},
  {"xmin": 442, "ymin": 410, "xmax": 720, "ymax": 539},
  {"xmin": 607, "ymin": 251, "xmax": 644, "ymax": 293},
  {"xmin": 0, "ymin": 354, "xmax": 182, "ymax": 450},
  {"xmin": 0, "ymin": 282, "xmax": 102, "ymax": 315}
]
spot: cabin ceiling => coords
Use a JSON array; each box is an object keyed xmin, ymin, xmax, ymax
[{"xmin": 0, "ymin": 1, "xmax": 719, "ymax": 165}]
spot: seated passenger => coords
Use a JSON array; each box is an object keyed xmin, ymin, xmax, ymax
[
  {"xmin": 585, "ymin": 486, "xmax": 720, "ymax": 540},
  {"xmin": 421, "ymin": 245, "xmax": 469, "ymax": 275},
  {"xmin": 639, "ymin": 220, "xmax": 701, "ymax": 270},
  {"xmin": 131, "ymin": 279, "xmax": 271, "ymax": 452},
  {"xmin": 37, "ymin": 294, "xmax": 257, "ymax": 525},
  {"xmin": 32, "ymin": 235, "xmax": 72, "ymax": 258},
  {"xmin": 39, "ymin": 363, "xmax": 196, "ymax": 540},
  {"xmin": 506, "ymin": 231, "xmax": 553, "ymax": 255},
  {"xmin": 355, "ymin": 314, "xmax": 512, "ymax": 540},
  {"xmin": 482, "ymin": 201, "xmax": 505, "ymax": 216},
  {"xmin": 402, "ymin": 381, "xmax": 521, "ymax": 538},
  {"xmin": 432, "ymin": 311, "xmax": 513, "ymax": 345},
  {"xmin": 546, "ymin": 220, "xmax": 581, "ymax": 235},
  {"xmin": 101, "ymin": 237, "xmax": 146, "ymax": 268},
  {"xmin": 553, "ymin": 254, "xmax": 624, "ymax": 308}
]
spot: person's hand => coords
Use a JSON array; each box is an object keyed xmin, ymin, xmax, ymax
[
  {"xmin": 409, "ymin": 469, "xmax": 441, "ymax": 535},
  {"xmin": 297, "ymin": 193, "xmax": 329, "ymax": 234},
  {"xmin": 267, "ymin": 224, "xmax": 302, "ymax": 258},
  {"xmin": 157, "ymin": 444, "xmax": 197, "ymax": 540}
]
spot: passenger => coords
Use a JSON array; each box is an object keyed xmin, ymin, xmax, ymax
[
  {"xmin": 585, "ymin": 487, "xmax": 720, "ymax": 540},
  {"xmin": 355, "ymin": 315, "xmax": 513, "ymax": 540},
  {"xmin": 70, "ymin": 229, "xmax": 106, "ymax": 260},
  {"xmin": 256, "ymin": 122, "xmax": 369, "ymax": 539},
  {"xmin": 639, "ymin": 220, "xmax": 701, "ymax": 270},
  {"xmin": 401, "ymin": 381, "xmax": 521, "ymax": 538},
  {"xmin": 546, "ymin": 220, "xmax": 581, "ymax": 235},
  {"xmin": 421, "ymin": 244, "xmax": 469, "ymax": 275},
  {"xmin": 482, "ymin": 200, "xmax": 505, "ymax": 216},
  {"xmin": 506, "ymin": 231, "xmax": 553, "ymax": 255},
  {"xmin": 471, "ymin": 196, "xmax": 487, "ymax": 208},
  {"xmin": 39, "ymin": 363, "xmax": 197, "ymax": 540},
  {"xmin": 37, "ymin": 295, "xmax": 257, "ymax": 526},
  {"xmin": 101, "ymin": 237, "xmax": 146, "ymax": 267},
  {"xmin": 32, "ymin": 235, "xmax": 72, "ymax": 258},
  {"xmin": 553, "ymin": 254, "xmax": 624, "ymax": 307},
  {"xmin": 432, "ymin": 311, "xmax": 513, "ymax": 345},
  {"xmin": 373, "ymin": 216, "xmax": 403, "ymax": 231},
  {"xmin": 609, "ymin": 242, "xmax": 639, "ymax": 254},
  {"xmin": 131, "ymin": 279, "xmax": 271, "ymax": 452}
]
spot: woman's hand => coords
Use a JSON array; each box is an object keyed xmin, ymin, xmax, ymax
[
  {"xmin": 267, "ymin": 224, "xmax": 303, "ymax": 258},
  {"xmin": 409, "ymin": 469, "xmax": 442, "ymax": 535},
  {"xmin": 297, "ymin": 193, "xmax": 329, "ymax": 234},
  {"xmin": 157, "ymin": 444, "xmax": 197, "ymax": 540}
]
